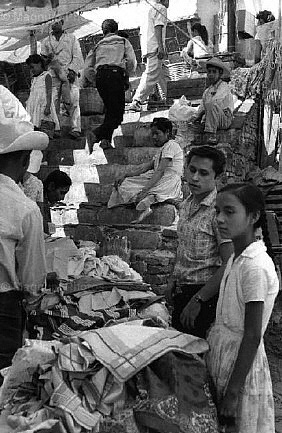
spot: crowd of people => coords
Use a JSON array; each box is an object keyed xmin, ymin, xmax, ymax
[{"xmin": 0, "ymin": 6, "xmax": 280, "ymax": 433}]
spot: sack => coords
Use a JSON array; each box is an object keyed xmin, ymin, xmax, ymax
[
  {"xmin": 40, "ymin": 119, "xmax": 55, "ymax": 139},
  {"xmin": 168, "ymin": 95, "xmax": 197, "ymax": 122}
]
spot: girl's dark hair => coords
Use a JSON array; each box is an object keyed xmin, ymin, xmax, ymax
[
  {"xmin": 186, "ymin": 145, "xmax": 226, "ymax": 177},
  {"xmin": 256, "ymin": 10, "xmax": 275, "ymax": 23},
  {"xmin": 150, "ymin": 117, "xmax": 173, "ymax": 134},
  {"xmin": 219, "ymin": 182, "xmax": 274, "ymax": 260},
  {"xmin": 191, "ymin": 22, "xmax": 209, "ymax": 46},
  {"xmin": 26, "ymin": 54, "xmax": 46, "ymax": 69},
  {"xmin": 43, "ymin": 170, "xmax": 72, "ymax": 190}
]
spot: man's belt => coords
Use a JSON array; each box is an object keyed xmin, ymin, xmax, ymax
[{"xmin": 97, "ymin": 64, "xmax": 125, "ymax": 74}]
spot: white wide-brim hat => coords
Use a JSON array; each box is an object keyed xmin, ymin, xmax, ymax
[{"xmin": 0, "ymin": 113, "xmax": 49, "ymax": 155}]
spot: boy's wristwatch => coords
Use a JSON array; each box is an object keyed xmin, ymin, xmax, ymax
[{"xmin": 193, "ymin": 294, "xmax": 204, "ymax": 304}]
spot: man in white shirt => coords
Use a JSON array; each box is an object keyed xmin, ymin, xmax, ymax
[
  {"xmin": 0, "ymin": 90, "xmax": 48, "ymax": 371},
  {"xmin": 41, "ymin": 19, "xmax": 84, "ymax": 138},
  {"xmin": 129, "ymin": 0, "xmax": 170, "ymax": 111},
  {"xmin": 193, "ymin": 57, "xmax": 234, "ymax": 144}
]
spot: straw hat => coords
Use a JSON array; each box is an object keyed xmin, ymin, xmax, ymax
[
  {"xmin": 0, "ymin": 113, "xmax": 49, "ymax": 155},
  {"xmin": 206, "ymin": 57, "xmax": 230, "ymax": 76},
  {"xmin": 27, "ymin": 150, "xmax": 43, "ymax": 174}
]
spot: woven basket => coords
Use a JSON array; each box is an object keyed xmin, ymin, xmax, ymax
[
  {"xmin": 167, "ymin": 62, "xmax": 192, "ymax": 81},
  {"xmin": 80, "ymin": 87, "xmax": 104, "ymax": 115}
]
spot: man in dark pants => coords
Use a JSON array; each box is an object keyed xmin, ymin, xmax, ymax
[
  {"xmin": 84, "ymin": 19, "xmax": 136, "ymax": 150},
  {"xmin": 169, "ymin": 146, "xmax": 233, "ymax": 338},
  {"xmin": 0, "ymin": 87, "xmax": 48, "ymax": 374}
]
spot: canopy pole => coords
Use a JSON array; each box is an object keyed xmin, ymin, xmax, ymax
[
  {"xmin": 227, "ymin": 0, "xmax": 236, "ymax": 52},
  {"xmin": 30, "ymin": 30, "xmax": 37, "ymax": 54},
  {"xmin": 279, "ymin": 0, "xmax": 282, "ymax": 42}
]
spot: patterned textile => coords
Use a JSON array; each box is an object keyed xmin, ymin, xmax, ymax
[
  {"xmin": 21, "ymin": 173, "xmax": 44, "ymax": 203},
  {"xmin": 133, "ymin": 352, "xmax": 219, "ymax": 433},
  {"xmin": 78, "ymin": 324, "xmax": 209, "ymax": 382},
  {"xmin": 29, "ymin": 287, "xmax": 160, "ymax": 339},
  {"xmin": 29, "ymin": 293, "xmax": 136, "ymax": 338},
  {"xmin": 174, "ymin": 189, "xmax": 229, "ymax": 284},
  {"xmin": 206, "ymin": 241, "xmax": 279, "ymax": 433},
  {"xmin": 229, "ymin": 68, "xmax": 249, "ymax": 100}
]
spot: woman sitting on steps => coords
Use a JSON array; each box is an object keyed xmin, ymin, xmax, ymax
[{"xmin": 107, "ymin": 117, "xmax": 183, "ymax": 224}]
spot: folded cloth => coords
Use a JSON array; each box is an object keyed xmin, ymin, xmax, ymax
[{"xmin": 77, "ymin": 324, "xmax": 209, "ymax": 383}]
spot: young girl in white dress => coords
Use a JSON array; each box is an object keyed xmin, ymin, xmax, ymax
[
  {"xmin": 207, "ymin": 183, "xmax": 279, "ymax": 432},
  {"xmin": 26, "ymin": 54, "xmax": 60, "ymax": 136}
]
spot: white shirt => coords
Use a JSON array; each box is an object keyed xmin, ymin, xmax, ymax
[
  {"xmin": 41, "ymin": 32, "xmax": 84, "ymax": 74},
  {"xmin": 0, "ymin": 174, "xmax": 46, "ymax": 299},
  {"xmin": 140, "ymin": 1, "xmax": 168, "ymax": 57},
  {"xmin": 0, "ymin": 85, "xmax": 31, "ymax": 122},
  {"xmin": 198, "ymin": 79, "xmax": 234, "ymax": 115}
]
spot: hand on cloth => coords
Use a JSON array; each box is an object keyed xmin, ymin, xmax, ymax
[
  {"xmin": 44, "ymin": 106, "xmax": 51, "ymax": 116},
  {"xmin": 114, "ymin": 174, "xmax": 126, "ymax": 188},
  {"xmin": 180, "ymin": 297, "xmax": 201, "ymax": 330},
  {"xmin": 157, "ymin": 48, "xmax": 166, "ymax": 60},
  {"xmin": 218, "ymin": 389, "xmax": 239, "ymax": 432},
  {"xmin": 135, "ymin": 190, "xmax": 148, "ymax": 203}
]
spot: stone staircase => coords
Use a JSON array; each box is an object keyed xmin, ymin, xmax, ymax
[
  {"xmin": 38, "ymin": 99, "xmax": 262, "ymax": 294},
  {"xmin": 38, "ymin": 110, "xmax": 181, "ymax": 294}
]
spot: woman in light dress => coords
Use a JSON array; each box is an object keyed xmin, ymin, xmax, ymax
[
  {"xmin": 108, "ymin": 117, "xmax": 183, "ymax": 223},
  {"xmin": 26, "ymin": 54, "xmax": 60, "ymax": 136},
  {"xmin": 181, "ymin": 23, "xmax": 212, "ymax": 65},
  {"xmin": 206, "ymin": 183, "xmax": 278, "ymax": 432}
]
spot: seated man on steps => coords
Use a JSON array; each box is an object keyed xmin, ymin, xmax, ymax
[{"xmin": 192, "ymin": 57, "xmax": 234, "ymax": 145}]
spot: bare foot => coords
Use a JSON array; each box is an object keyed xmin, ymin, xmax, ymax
[{"xmin": 131, "ymin": 208, "xmax": 153, "ymax": 224}]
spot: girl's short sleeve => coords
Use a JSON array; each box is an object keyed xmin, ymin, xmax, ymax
[
  {"xmin": 241, "ymin": 263, "xmax": 268, "ymax": 303},
  {"xmin": 162, "ymin": 141, "xmax": 179, "ymax": 160}
]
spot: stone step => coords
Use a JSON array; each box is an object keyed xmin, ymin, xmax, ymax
[
  {"xmin": 64, "ymin": 223, "xmax": 178, "ymax": 251},
  {"xmin": 38, "ymin": 163, "xmax": 100, "ymax": 183},
  {"xmin": 77, "ymin": 202, "xmax": 177, "ymax": 226},
  {"xmin": 104, "ymin": 146, "xmax": 158, "ymax": 165},
  {"xmin": 47, "ymin": 136, "xmax": 88, "ymax": 151},
  {"xmin": 96, "ymin": 164, "xmax": 145, "ymax": 184},
  {"xmin": 38, "ymin": 164, "xmax": 71, "ymax": 182},
  {"xmin": 81, "ymin": 114, "xmax": 105, "ymax": 130},
  {"xmin": 83, "ymin": 183, "xmax": 113, "ymax": 203}
]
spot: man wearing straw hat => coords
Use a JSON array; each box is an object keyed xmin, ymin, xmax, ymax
[
  {"xmin": 0, "ymin": 89, "xmax": 49, "ymax": 372},
  {"xmin": 192, "ymin": 57, "xmax": 234, "ymax": 145}
]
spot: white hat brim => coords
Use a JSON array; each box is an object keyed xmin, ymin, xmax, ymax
[{"xmin": 0, "ymin": 130, "xmax": 49, "ymax": 154}]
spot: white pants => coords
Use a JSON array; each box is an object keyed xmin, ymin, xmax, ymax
[
  {"xmin": 134, "ymin": 53, "xmax": 170, "ymax": 103},
  {"xmin": 53, "ymin": 79, "xmax": 81, "ymax": 133}
]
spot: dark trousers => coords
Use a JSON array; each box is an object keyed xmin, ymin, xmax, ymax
[
  {"xmin": 0, "ymin": 291, "xmax": 24, "ymax": 370},
  {"xmin": 171, "ymin": 283, "xmax": 218, "ymax": 338},
  {"xmin": 95, "ymin": 66, "xmax": 126, "ymax": 141}
]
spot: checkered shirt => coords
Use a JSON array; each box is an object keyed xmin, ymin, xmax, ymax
[{"xmin": 174, "ymin": 188, "xmax": 229, "ymax": 284}]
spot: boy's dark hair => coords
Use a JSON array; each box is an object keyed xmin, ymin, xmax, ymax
[
  {"xmin": 150, "ymin": 117, "xmax": 173, "ymax": 134},
  {"xmin": 43, "ymin": 170, "xmax": 72, "ymax": 190},
  {"xmin": 256, "ymin": 10, "xmax": 275, "ymax": 23},
  {"xmin": 26, "ymin": 54, "xmax": 46, "ymax": 69},
  {"xmin": 102, "ymin": 19, "xmax": 118, "ymax": 35},
  {"xmin": 186, "ymin": 145, "xmax": 226, "ymax": 177}
]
